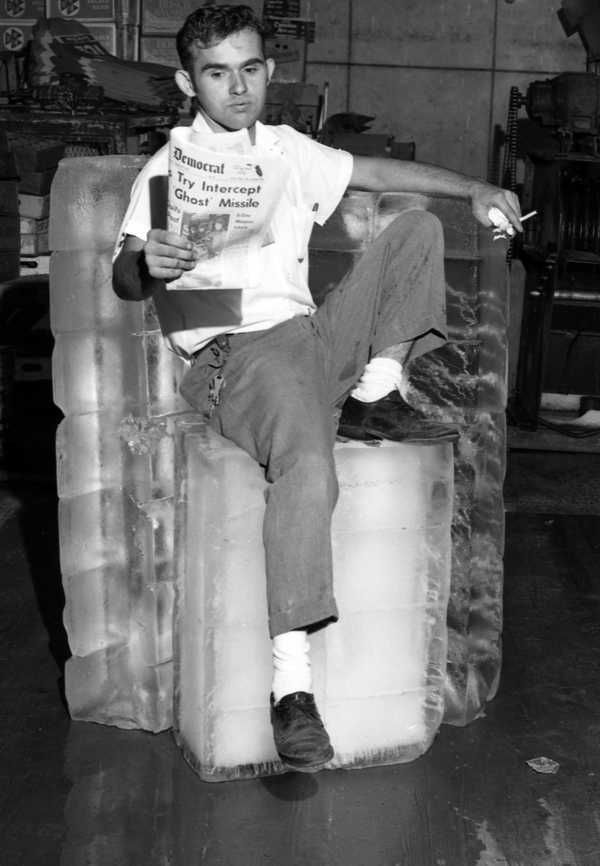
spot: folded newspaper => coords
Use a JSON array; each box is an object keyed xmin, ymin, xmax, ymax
[{"xmin": 167, "ymin": 126, "xmax": 289, "ymax": 289}]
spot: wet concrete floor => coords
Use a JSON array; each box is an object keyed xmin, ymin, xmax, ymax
[{"xmin": 2, "ymin": 385, "xmax": 600, "ymax": 865}]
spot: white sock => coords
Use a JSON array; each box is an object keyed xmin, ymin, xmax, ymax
[
  {"xmin": 351, "ymin": 357, "xmax": 405, "ymax": 403},
  {"xmin": 272, "ymin": 630, "xmax": 312, "ymax": 704}
]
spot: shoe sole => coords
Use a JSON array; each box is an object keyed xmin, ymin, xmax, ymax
[
  {"xmin": 338, "ymin": 425, "xmax": 460, "ymax": 444},
  {"xmin": 281, "ymin": 762, "xmax": 327, "ymax": 774},
  {"xmin": 278, "ymin": 747, "xmax": 334, "ymax": 774},
  {"xmin": 336, "ymin": 428, "xmax": 382, "ymax": 443}
]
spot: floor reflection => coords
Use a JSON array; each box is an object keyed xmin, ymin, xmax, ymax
[{"xmin": 60, "ymin": 717, "xmax": 494, "ymax": 865}]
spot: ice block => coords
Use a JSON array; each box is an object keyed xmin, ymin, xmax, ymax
[
  {"xmin": 173, "ymin": 419, "xmax": 454, "ymax": 781},
  {"xmin": 311, "ymin": 193, "xmax": 509, "ymax": 725},
  {"xmin": 50, "ymin": 157, "xmax": 187, "ymax": 732}
]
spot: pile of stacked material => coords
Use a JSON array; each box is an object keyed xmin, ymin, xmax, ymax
[{"xmin": 30, "ymin": 18, "xmax": 184, "ymax": 109}]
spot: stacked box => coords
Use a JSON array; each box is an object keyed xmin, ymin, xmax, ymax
[
  {"xmin": 49, "ymin": 156, "xmax": 188, "ymax": 732},
  {"xmin": 45, "ymin": 0, "xmax": 115, "ymax": 20},
  {"xmin": 265, "ymin": 36, "xmax": 307, "ymax": 84},
  {"xmin": 0, "ymin": 130, "xmax": 19, "ymax": 280},
  {"xmin": 0, "ymin": 0, "xmax": 44, "ymax": 56},
  {"xmin": 10, "ymin": 138, "xmax": 65, "ymax": 256},
  {"xmin": 1, "ymin": 0, "xmax": 116, "ymax": 58},
  {"xmin": 263, "ymin": 0, "xmax": 314, "ymax": 83},
  {"xmin": 87, "ymin": 21, "xmax": 116, "ymax": 54},
  {"xmin": 0, "ymin": 21, "xmax": 34, "ymax": 50}
]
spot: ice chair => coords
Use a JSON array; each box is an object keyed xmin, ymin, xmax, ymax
[{"xmin": 49, "ymin": 156, "xmax": 509, "ymax": 773}]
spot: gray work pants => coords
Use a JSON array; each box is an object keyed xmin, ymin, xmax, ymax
[{"xmin": 179, "ymin": 209, "xmax": 447, "ymax": 638}]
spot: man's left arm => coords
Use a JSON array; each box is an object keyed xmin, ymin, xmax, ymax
[{"xmin": 349, "ymin": 155, "xmax": 522, "ymax": 233}]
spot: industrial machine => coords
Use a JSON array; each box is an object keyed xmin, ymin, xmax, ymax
[{"xmin": 508, "ymin": 0, "xmax": 600, "ymax": 431}]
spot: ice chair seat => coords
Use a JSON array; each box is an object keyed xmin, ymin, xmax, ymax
[{"xmin": 174, "ymin": 419, "xmax": 454, "ymax": 782}]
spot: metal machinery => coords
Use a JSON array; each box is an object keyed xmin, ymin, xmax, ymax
[{"xmin": 509, "ymin": 0, "xmax": 600, "ymax": 429}]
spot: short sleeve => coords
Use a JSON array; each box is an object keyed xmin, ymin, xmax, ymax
[
  {"xmin": 277, "ymin": 127, "xmax": 353, "ymax": 226},
  {"xmin": 112, "ymin": 145, "xmax": 169, "ymax": 260}
]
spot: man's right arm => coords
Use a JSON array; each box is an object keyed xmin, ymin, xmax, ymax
[{"xmin": 112, "ymin": 230, "xmax": 198, "ymax": 301}]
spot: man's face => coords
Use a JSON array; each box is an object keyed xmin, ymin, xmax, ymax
[{"xmin": 176, "ymin": 29, "xmax": 274, "ymax": 134}]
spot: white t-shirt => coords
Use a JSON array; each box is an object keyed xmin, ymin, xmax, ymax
[{"xmin": 115, "ymin": 113, "xmax": 354, "ymax": 360}]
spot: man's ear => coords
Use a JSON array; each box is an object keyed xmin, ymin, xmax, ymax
[
  {"xmin": 266, "ymin": 57, "xmax": 275, "ymax": 85},
  {"xmin": 175, "ymin": 69, "xmax": 196, "ymax": 98}
]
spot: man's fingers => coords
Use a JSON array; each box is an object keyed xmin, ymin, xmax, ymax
[
  {"xmin": 155, "ymin": 245, "xmax": 196, "ymax": 262},
  {"xmin": 145, "ymin": 230, "xmax": 197, "ymax": 261},
  {"xmin": 149, "ymin": 267, "xmax": 185, "ymax": 280},
  {"xmin": 147, "ymin": 228, "xmax": 191, "ymax": 248},
  {"xmin": 500, "ymin": 193, "xmax": 523, "ymax": 230},
  {"xmin": 147, "ymin": 252, "xmax": 197, "ymax": 280},
  {"xmin": 146, "ymin": 239, "xmax": 196, "ymax": 260},
  {"xmin": 472, "ymin": 186, "xmax": 523, "ymax": 232}
]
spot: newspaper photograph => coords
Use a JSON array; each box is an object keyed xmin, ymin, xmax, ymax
[{"xmin": 166, "ymin": 125, "xmax": 290, "ymax": 290}]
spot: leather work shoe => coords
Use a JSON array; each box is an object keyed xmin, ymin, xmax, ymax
[
  {"xmin": 270, "ymin": 692, "xmax": 334, "ymax": 773},
  {"xmin": 337, "ymin": 391, "xmax": 460, "ymax": 444}
]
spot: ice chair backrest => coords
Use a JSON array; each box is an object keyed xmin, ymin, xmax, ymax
[{"xmin": 50, "ymin": 156, "xmax": 187, "ymax": 733}]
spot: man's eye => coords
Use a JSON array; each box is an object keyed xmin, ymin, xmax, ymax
[{"xmin": 244, "ymin": 66, "xmax": 258, "ymax": 74}]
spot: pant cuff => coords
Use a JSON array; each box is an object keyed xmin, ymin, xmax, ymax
[
  {"xmin": 269, "ymin": 598, "xmax": 339, "ymax": 639},
  {"xmin": 374, "ymin": 318, "xmax": 447, "ymax": 361}
]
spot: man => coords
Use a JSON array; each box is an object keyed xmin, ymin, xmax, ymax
[{"xmin": 113, "ymin": 4, "xmax": 521, "ymax": 774}]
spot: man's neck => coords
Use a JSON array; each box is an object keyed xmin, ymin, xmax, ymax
[{"xmin": 197, "ymin": 108, "xmax": 257, "ymax": 145}]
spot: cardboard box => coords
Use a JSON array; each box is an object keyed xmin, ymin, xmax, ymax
[
  {"xmin": 1, "ymin": 0, "xmax": 45, "ymax": 18},
  {"xmin": 0, "ymin": 152, "xmax": 18, "ymax": 178},
  {"xmin": 263, "ymin": 0, "xmax": 301, "ymax": 16},
  {"xmin": 141, "ymin": 0, "xmax": 204, "ymax": 35},
  {"xmin": 0, "ymin": 181, "xmax": 19, "ymax": 216},
  {"xmin": 0, "ymin": 214, "xmax": 20, "ymax": 250},
  {"xmin": 20, "ymin": 215, "xmax": 49, "ymax": 234},
  {"xmin": 20, "ymin": 231, "xmax": 50, "ymax": 255},
  {"xmin": 264, "ymin": 1, "xmax": 313, "ymax": 15},
  {"xmin": 0, "ymin": 250, "xmax": 20, "ymax": 281},
  {"xmin": 0, "ymin": 21, "xmax": 34, "ymax": 51},
  {"xmin": 9, "ymin": 138, "xmax": 65, "ymax": 172},
  {"xmin": 18, "ymin": 167, "xmax": 57, "ymax": 197},
  {"xmin": 140, "ymin": 35, "xmax": 180, "ymax": 68},
  {"xmin": 19, "ymin": 254, "xmax": 50, "ymax": 276},
  {"xmin": 18, "ymin": 193, "xmax": 51, "ymax": 219},
  {"xmin": 141, "ymin": 0, "xmax": 262, "ymax": 34},
  {"xmin": 266, "ymin": 36, "xmax": 306, "ymax": 82},
  {"xmin": 88, "ymin": 21, "xmax": 116, "ymax": 54},
  {"xmin": 263, "ymin": 17, "xmax": 315, "ymax": 42},
  {"xmin": 45, "ymin": 0, "xmax": 115, "ymax": 21}
]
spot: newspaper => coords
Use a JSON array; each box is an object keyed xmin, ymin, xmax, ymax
[{"xmin": 166, "ymin": 125, "xmax": 290, "ymax": 290}]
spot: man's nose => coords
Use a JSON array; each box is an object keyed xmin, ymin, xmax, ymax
[{"xmin": 230, "ymin": 71, "xmax": 248, "ymax": 93}]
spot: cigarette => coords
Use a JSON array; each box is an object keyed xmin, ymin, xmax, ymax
[{"xmin": 519, "ymin": 210, "xmax": 537, "ymax": 222}]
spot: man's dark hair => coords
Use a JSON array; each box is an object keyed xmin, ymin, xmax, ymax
[{"xmin": 176, "ymin": 4, "xmax": 267, "ymax": 73}]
